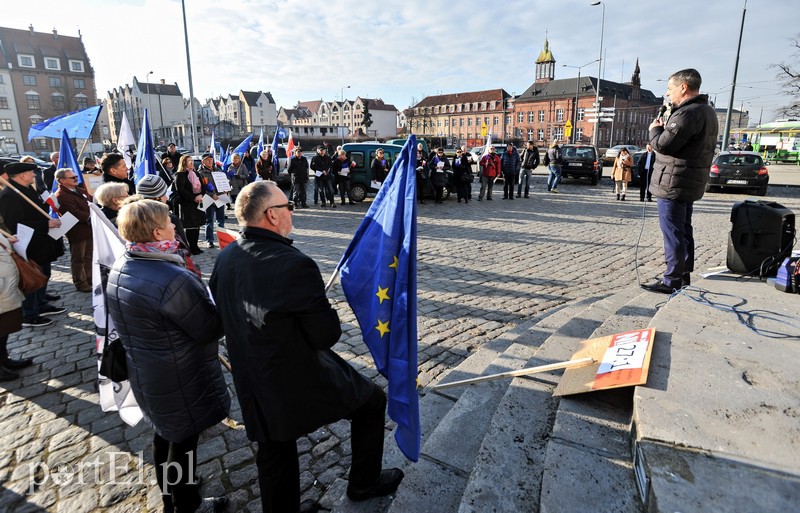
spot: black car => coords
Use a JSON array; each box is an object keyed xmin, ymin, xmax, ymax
[
  {"xmin": 706, "ymin": 151, "xmax": 769, "ymax": 196},
  {"xmin": 559, "ymin": 145, "xmax": 602, "ymax": 185}
]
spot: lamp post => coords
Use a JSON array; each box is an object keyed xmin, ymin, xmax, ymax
[
  {"xmin": 146, "ymin": 71, "xmax": 153, "ymax": 123},
  {"xmin": 340, "ymin": 85, "xmax": 351, "ymax": 144},
  {"xmin": 590, "ymin": 1, "xmax": 605, "ymax": 147},
  {"xmin": 563, "ymin": 59, "xmax": 600, "ymax": 144}
]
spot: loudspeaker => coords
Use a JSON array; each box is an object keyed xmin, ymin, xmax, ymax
[{"xmin": 727, "ymin": 200, "xmax": 795, "ymax": 275}]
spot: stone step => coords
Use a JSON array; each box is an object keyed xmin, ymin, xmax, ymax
[
  {"xmin": 457, "ymin": 287, "xmax": 641, "ymax": 513},
  {"xmin": 327, "ymin": 296, "xmax": 609, "ymax": 513}
]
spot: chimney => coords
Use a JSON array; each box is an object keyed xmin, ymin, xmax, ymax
[
  {"xmin": 52, "ymin": 28, "xmax": 58, "ymax": 38},
  {"xmin": 160, "ymin": 79, "xmax": 165, "ymax": 85},
  {"xmin": 28, "ymin": 24, "xmax": 34, "ymax": 35}
]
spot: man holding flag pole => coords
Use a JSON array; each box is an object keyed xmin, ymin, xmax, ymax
[{"xmin": 209, "ymin": 141, "xmax": 420, "ymax": 509}]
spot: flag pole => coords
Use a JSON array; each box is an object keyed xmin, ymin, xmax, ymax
[
  {"xmin": 0, "ymin": 177, "xmax": 54, "ymax": 219},
  {"xmin": 430, "ymin": 357, "xmax": 596, "ymax": 390},
  {"xmin": 324, "ymin": 266, "xmax": 340, "ymax": 294}
]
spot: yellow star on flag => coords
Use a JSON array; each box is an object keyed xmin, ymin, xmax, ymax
[
  {"xmin": 389, "ymin": 256, "xmax": 399, "ymax": 270},
  {"xmin": 376, "ymin": 286, "xmax": 391, "ymax": 304},
  {"xmin": 375, "ymin": 319, "xmax": 390, "ymax": 338}
]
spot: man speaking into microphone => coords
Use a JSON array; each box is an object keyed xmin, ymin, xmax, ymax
[{"xmin": 642, "ymin": 68, "xmax": 718, "ymax": 295}]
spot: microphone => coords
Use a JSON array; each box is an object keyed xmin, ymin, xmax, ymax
[{"xmin": 657, "ymin": 104, "xmax": 667, "ymax": 118}]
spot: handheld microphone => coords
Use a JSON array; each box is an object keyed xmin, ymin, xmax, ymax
[{"xmin": 657, "ymin": 104, "xmax": 667, "ymax": 119}]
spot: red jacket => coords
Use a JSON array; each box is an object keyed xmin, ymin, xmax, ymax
[
  {"xmin": 55, "ymin": 184, "xmax": 93, "ymax": 243},
  {"xmin": 480, "ymin": 153, "xmax": 502, "ymax": 177}
]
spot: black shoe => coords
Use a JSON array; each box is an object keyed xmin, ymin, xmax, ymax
[
  {"xmin": 647, "ymin": 197, "xmax": 654, "ymax": 202},
  {"xmin": 44, "ymin": 293, "xmax": 61, "ymax": 301},
  {"xmin": 2, "ymin": 357, "xmax": 33, "ymax": 369},
  {"xmin": 299, "ymin": 499, "xmax": 321, "ymax": 513},
  {"xmin": 39, "ymin": 305, "xmax": 66, "ymax": 316},
  {"xmin": 487, "ymin": 197, "xmax": 492, "ymax": 201},
  {"xmin": 516, "ymin": 194, "xmax": 521, "ymax": 198},
  {"xmin": 197, "ymin": 497, "xmax": 228, "ymax": 512},
  {"xmin": 0, "ymin": 365, "xmax": 19, "ymax": 382},
  {"xmin": 330, "ymin": 203, "xmax": 336, "ymax": 208},
  {"xmin": 509, "ymin": 196, "xmax": 513, "ymax": 200},
  {"xmin": 349, "ymin": 201, "xmax": 355, "ymax": 205},
  {"xmin": 347, "ymin": 468, "xmax": 405, "ymax": 502},
  {"xmin": 524, "ymin": 195, "xmax": 529, "ymax": 198},
  {"xmin": 640, "ymin": 198, "xmax": 645, "ymax": 202},
  {"xmin": 502, "ymin": 197, "xmax": 507, "ymax": 200},
  {"xmin": 616, "ymin": 193, "xmax": 620, "ymax": 200},
  {"xmin": 641, "ymin": 281, "xmax": 675, "ymax": 295},
  {"xmin": 477, "ymin": 198, "xmax": 481, "ymax": 202},
  {"xmin": 621, "ymin": 194, "xmax": 626, "ymax": 201},
  {"xmin": 191, "ymin": 248, "xmax": 204, "ymax": 255},
  {"xmin": 22, "ymin": 316, "xmax": 53, "ymax": 327}
]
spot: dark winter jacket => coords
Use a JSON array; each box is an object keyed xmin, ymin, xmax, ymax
[
  {"xmin": 55, "ymin": 184, "xmax": 93, "ymax": 243},
  {"xmin": 209, "ymin": 227, "xmax": 374, "ymax": 442},
  {"xmin": 427, "ymin": 154, "xmax": 450, "ymax": 187},
  {"xmin": 648, "ymin": 94, "xmax": 718, "ymax": 202},
  {"xmin": 500, "ymin": 148, "xmax": 521, "ymax": 175},
  {"xmin": 288, "ymin": 156, "xmax": 310, "ymax": 183},
  {"xmin": 521, "ymin": 147, "xmax": 540, "ymax": 169},
  {"xmin": 173, "ymin": 170, "xmax": 205, "ymax": 228},
  {"xmin": 106, "ymin": 251, "xmax": 229, "ymax": 443},
  {"xmin": 310, "ymin": 154, "xmax": 333, "ymax": 177},
  {"xmin": 0, "ymin": 180, "xmax": 64, "ymax": 267}
]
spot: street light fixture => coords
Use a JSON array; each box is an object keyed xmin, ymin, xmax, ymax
[
  {"xmin": 590, "ymin": 0, "xmax": 605, "ymax": 147},
  {"xmin": 340, "ymin": 85, "xmax": 351, "ymax": 144},
  {"xmin": 563, "ymin": 59, "xmax": 600, "ymax": 144}
]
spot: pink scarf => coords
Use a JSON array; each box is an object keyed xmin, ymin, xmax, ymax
[{"xmin": 187, "ymin": 169, "xmax": 202, "ymax": 193}]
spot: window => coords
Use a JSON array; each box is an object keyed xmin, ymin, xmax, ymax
[
  {"xmin": 537, "ymin": 128, "xmax": 544, "ymax": 141},
  {"xmin": 484, "ymin": 117, "xmax": 489, "ymax": 125},
  {"xmin": 467, "ymin": 118, "xmax": 472, "ymax": 126},
  {"xmin": 528, "ymin": 111, "xmax": 535, "ymax": 123},
  {"xmin": 475, "ymin": 116, "xmax": 480, "ymax": 125},
  {"xmin": 44, "ymin": 57, "xmax": 60, "ymax": 70},
  {"xmin": 517, "ymin": 112, "xmax": 524, "ymax": 123},
  {"xmin": 69, "ymin": 60, "xmax": 85, "ymax": 73},
  {"xmin": 52, "ymin": 93, "xmax": 65, "ymax": 111},
  {"xmin": 23, "ymin": 74, "xmax": 37, "ymax": 86},
  {"xmin": 493, "ymin": 116, "xmax": 499, "ymax": 126},
  {"xmin": 0, "ymin": 119, "xmax": 12, "ymax": 131},
  {"xmin": 556, "ymin": 109, "xmax": 564, "ymax": 122},
  {"xmin": 49, "ymin": 76, "xmax": 63, "ymax": 87},
  {"xmin": 349, "ymin": 151, "xmax": 365, "ymax": 168},
  {"xmin": 26, "ymin": 93, "xmax": 40, "ymax": 110},
  {"xmin": 75, "ymin": 95, "xmax": 89, "ymax": 109},
  {"xmin": 538, "ymin": 110, "xmax": 545, "ymax": 122},
  {"xmin": 554, "ymin": 127, "xmax": 564, "ymax": 140},
  {"xmin": 437, "ymin": 120, "xmax": 441, "ymax": 127},
  {"xmin": 464, "ymin": 103, "xmax": 469, "ymax": 112},
  {"xmin": 0, "ymin": 76, "xmax": 4, "ymax": 84},
  {"xmin": 527, "ymin": 129, "xmax": 534, "ymax": 140},
  {"xmin": 18, "ymin": 54, "xmax": 35, "ymax": 68},
  {"xmin": 0, "ymin": 97, "xmax": 7, "ymax": 109},
  {"xmin": 577, "ymin": 108, "xmax": 585, "ymax": 121},
  {"xmin": 73, "ymin": 78, "xmax": 85, "ymax": 89},
  {"xmin": 29, "ymin": 115, "xmax": 43, "ymax": 123},
  {"xmin": 576, "ymin": 128, "xmax": 583, "ymax": 140},
  {"xmin": 459, "ymin": 118, "xmax": 463, "ymax": 127},
  {"xmin": 33, "ymin": 138, "xmax": 48, "ymax": 150},
  {"xmin": 506, "ymin": 115, "xmax": 511, "ymax": 125}
]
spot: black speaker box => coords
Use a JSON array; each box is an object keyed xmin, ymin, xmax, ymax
[{"xmin": 727, "ymin": 200, "xmax": 796, "ymax": 275}]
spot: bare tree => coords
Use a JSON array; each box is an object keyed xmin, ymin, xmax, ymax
[{"xmin": 772, "ymin": 35, "xmax": 800, "ymax": 117}]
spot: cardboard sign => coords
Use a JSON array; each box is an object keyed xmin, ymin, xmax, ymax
[{"xmin": 554, "ymin": 328, "xmax": 655, "ymax": 397}]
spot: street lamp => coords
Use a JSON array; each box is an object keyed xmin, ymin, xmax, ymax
[
  {"xmin": 340, "ymin": 85, "xmax": 351, "ymax": 144},
  {"xmin": 590, "ymin": 1, "xmax": 605, "ymax": 147},
  {"xmin": 562, "ymin": 59, "xmax": 600, "ymax": 144}
]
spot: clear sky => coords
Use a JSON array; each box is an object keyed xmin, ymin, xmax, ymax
[{"xmin": 4, "ymin": 0, "xmax": 797, "ymax": 123}]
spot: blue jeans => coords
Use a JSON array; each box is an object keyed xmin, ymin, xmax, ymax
[
  {"xmin": 547, "ymin": 165, "xmax": 561, "ymax": 191},
  {"xmin": 23, "ymin": 260, "xmax": 51, "ymax": 318},
  {"xmin": 657, "ymin": 198, "xmax": 694, "ymax": 288},
  {"xmin": 205, "ymin": 204, "xmax": 226, "ymax": 242},
  {"xmin": 518, "ymin": 169, "xmax": 533, "ymax": 196}
]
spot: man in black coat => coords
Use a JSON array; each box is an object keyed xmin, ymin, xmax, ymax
[
  {"xmin": 642, "ymin": 68, "xmax": 718, "ymax": 294},
  {"xmin": 0, "ymin": 162, "xmax": 65, "ymax": 327},
  {"xmin": 637, "ymin": 143, "xmax": 656, "ymax": 202},
  {"xmin": 210, "ymin": 181, "xmax": 403, "ymax": 513}
]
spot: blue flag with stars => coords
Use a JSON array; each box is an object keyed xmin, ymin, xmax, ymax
[
  {"xmin": 133, "ymin": 109, "xmax": 157, "ymax": 184},
  {"xmin": 337, "ymin": 135, "xmax": 420, "ymax": 462}
]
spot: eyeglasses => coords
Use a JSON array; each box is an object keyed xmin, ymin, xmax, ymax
[
  {"xmin": 64, "ymin": 176, "xmax": 78, "ymax": 180},
  {"xmin": 264, "ymin": 201, "xmax": 295, "ymax": 213}
]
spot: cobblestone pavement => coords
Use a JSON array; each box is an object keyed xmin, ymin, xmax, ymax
[{"xmin": 2, "ymin": 178, "xmax": 799, "ymax": 512}]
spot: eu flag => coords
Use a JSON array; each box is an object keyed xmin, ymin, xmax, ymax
[
  {"xmin": 337, "ymin": 135, "xmax": 420, "ymax": 461},
  {"xmin": 53, "ymin": 129, "xmax": 85, "ymax": 192},
  {"xmin": 133, "ymin": 109, "xmax": 157, "ymax": 184},
  {"xmin": 28, "ymin": 105, "xmax": 102, "ymax": 141},
  {"xmin": 270, "ymin": 128, "xmax": 280, "ymax": 172},
  {"xmin": 223, "ymin": 133, "xmax": 253, "ymax": 171}
]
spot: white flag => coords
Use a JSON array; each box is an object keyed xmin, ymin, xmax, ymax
[
  {"xmin": 117, "ymin": 112, "xmax": 136, "ymax": 169},
  {"xmin": 90, "ymin": 203, "xmax": 143, "ymax": 426}
]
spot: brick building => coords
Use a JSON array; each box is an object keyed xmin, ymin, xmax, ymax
[
  {"xmin": 512, "ymin": 40, "xmax": 662, "ymax": 148},
  {"xmin": 0, "ymin": 25, "xmax": 97, "ymax": 153}
]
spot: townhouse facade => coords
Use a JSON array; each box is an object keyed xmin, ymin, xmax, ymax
[{"xmin": 277, "ymin": 97, "xmax": 399, "ymax": 138}]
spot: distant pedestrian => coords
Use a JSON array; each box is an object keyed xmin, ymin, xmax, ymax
[
  {"xmin": 256, "ymin": 149, "xmax": 276, "ymax": 181},
  {"xmin": 518, "ymin": 141, "xmax": 540, "ymax": 198},
  {"xmin": 174, "ymin": 154, "xmax": 206, "ymax": 255},
  {"xmin": 451, "ymin": 148, "xmax": 472, "ymax": 203},
  {"xmin": 544, "ymin": 141, "xmax": 562, "ymax": 193},
  {"xmin": 310, "ymin": 146, "xmax": 334, "ymax": 207},
  {"xmin": 227, "ymin": 153, "xmax": 249, "ymax": 204},
  {"xmin": 160, "ymin": 157, "xmax": 176, "ymax": 186},
  {"xmin": 500, "ymin": 143, "xmax": 521, "ymax": 200},
  {"xmin": 611, "ymin": 148, "xmax": 633, "ymax": 201},
  {"xmin": 43, "ymin": 152, "xmax": 58, "ymax": 191},
  {"xmin": 333, "ymin": 149, "xmax": 356, "ymax": 205},
  {"xmin": 428, "ymin": 147, "xmax": 450, "ymax": 204},
  {"xmin": 161, "ymin": 143, "xmax": 182, "ymax": 170},
  {"xmin": 416, "ymin": 144, "xmax": 429, "ymax": 204},
  {"xmin": 371, "ymin": 148, "xmax": 390, "ymax": 185},
  {"xmin": 637, "ymin": 144, "xmax": 655, "ymax": 202},
  {"xmin": 197, "ymin": 153, "xmax": 228, "ymax": 248},
  {"xmin": 478, "ymin": 146, "xmax": 501, "ymax": 201},
  {"xmin": 288, "ymin": 148, "xmax": 309, "ymax": 208},
  {"xmin": 54, "ymin": 168, "xmax": 93, "ymax": 292}
]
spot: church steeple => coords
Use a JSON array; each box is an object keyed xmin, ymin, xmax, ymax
[
  {"xmin": 630, "ymin": 58, "xmax": 641, "ymax": 87},
  {"xmin": 535, "ymin": 37, "xmax": 556, "ymax": 84}
]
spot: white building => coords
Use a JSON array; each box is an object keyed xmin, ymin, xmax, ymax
[
  {"xmin": 0, "ymin": 66, "xmax": 24, "ymax": 154},
  {"xmin": 106, "ymin": 76, "xmax": 184, "ymax": 147},
  {"xmin": 277, "ymin": 96, "xmax": 398, "ymax": 139}
]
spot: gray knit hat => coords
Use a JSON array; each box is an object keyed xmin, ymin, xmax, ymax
[{"xmin": 136, "ymin": 174, "xmax": 168, "ymax": 198}]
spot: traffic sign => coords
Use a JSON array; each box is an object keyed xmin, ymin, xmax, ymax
[
  {"xmin": 481, "ymin": 123, "xmax": 487, "ymax": 137},
  {"xmin": 564, "ymin": 120, "xmax": 573, "ymax": 129}
]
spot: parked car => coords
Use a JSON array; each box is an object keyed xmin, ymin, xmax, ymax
[
  {"xmin": 603, "ymin": 144, "xmax": 640, "ymax": 165},
  {"xmin": 706, "ymin": 151, "xmax": 769, "ymax": 196},
  {"xmin": 559, "ymin": 145, "xmax": 602, "ymax": 185},
  {"xmin": 343, "ymin": 142, "xmax": 454, "ymax": 202}
]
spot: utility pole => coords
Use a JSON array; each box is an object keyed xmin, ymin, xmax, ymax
[
  {"xmin": 722, "ymin": 0, "xmax": 747, "ymax": 150},
  {"xmin": 182, "ymin": 0, "xmax": 199, "ymax": 152}
]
